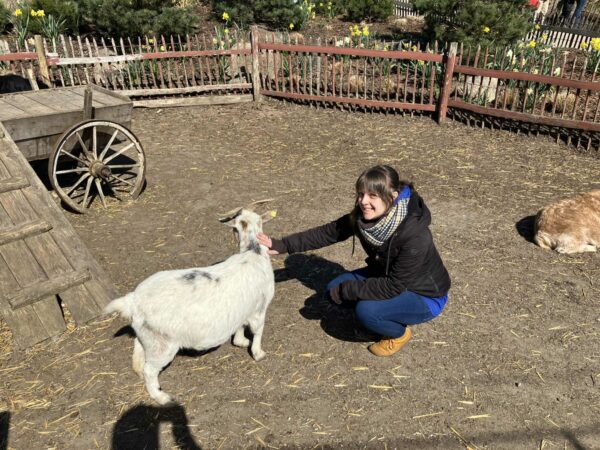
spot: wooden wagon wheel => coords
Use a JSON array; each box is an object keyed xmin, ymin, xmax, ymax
[{"xmin": 48, "ymin": 120, "xmax": 146, "ymax": 213}]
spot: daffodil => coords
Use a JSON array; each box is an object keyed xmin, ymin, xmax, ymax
[
  {"xmin": 224, "ymin": 28, "xmax": 229, "ymax": 34},
  {"xmin": 535, "ymin": 24, "xmax": 541, "ymax": 30},
  {"xmin": 160, "ymin": 45, "xmax": 165, "ymax": 51},
  {"xmin": 581, "ymin": 41, "xmax": 589, "ymax": 49},
  {"xmin": 591, "ymin": 37, "xmax": 600, "ymax": 51},
  {"xmin": 212, "ymin": 37, "xmax": 218, "ymax": 44},
  {"xmin": 528, "ymin": 40, "xmax": 536, "ymax": 48},
  {"xmin": 482, "ymin": 25, "xmax": 490, "ymax": 33},
  {"xmin": 222, "ymin": 12, "xmax": 229, "ymax": 21},
  {"xmin": 27, "ymin": 37, "xmax": 35, "ymax": 45},
  {"xmin": 14, "ymin": 8, "xmax": 22, "ymax": 16},
  {"xmin": 289, "ymin": 23, "xmax": 294, "ymax": 29},
  {"xmin": 384, "ymin": 44, "xmax": 390, "ymax": 51},
  {"xmin": 30, "ymin": 9, "xmax": 36, "ymax": 16},
  {"xmin": 36, "ymin": 9, "xmax": 45, "ymax": 17},
  {"xmin": 553, "ymin": 67, "xmax": 561, "ymax": 76},
  {"xmin": 411, "ymin": 45, "xmax": 417, "ymax": 51},
  {"xmin": 402, "ymin": 42, "xmax": 410, "ymax": 49},
  {"xmin": 362, "ymin": 26, "xmax": 369, "ymax": 37},
  {"xmin": 148, "ymin": 38, "xmax": 155, "ymax": 44}
]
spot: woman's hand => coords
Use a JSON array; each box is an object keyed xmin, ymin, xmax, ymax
[{"xmin": 257, "ymin": 232, "xmax": 280, "ymax": 255}]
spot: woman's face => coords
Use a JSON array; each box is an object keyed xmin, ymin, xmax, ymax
[{"xmin": 358, "ymin": 191, "xmax": 397, "ymax": 221}]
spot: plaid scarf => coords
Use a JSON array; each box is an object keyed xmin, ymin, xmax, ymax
[{"xmin": 358, "ymin": 187, "xmax": 411, "ymax": 248}]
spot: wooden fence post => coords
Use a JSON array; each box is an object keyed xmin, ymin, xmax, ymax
[
  {"xmin": 250, "ymin": 26, "xmax": 261, "ymax": 102},
  {"xmin": 34, "ymin": 35, "xmax": 50, "ymax": 86},
  {"xmin": 437, "ymin": 42, "xmax": 458, "ymax": 124}
]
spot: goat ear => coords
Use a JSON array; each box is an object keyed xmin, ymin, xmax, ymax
[
  {"xmin": 245, "ymin": 198, "xmax": 275, "ymax": 212},
  {"xmin": 261, "ymin": 210, "xmax": 277, "ymax": 223}
]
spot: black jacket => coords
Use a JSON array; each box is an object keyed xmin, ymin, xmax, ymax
[{"xmin": 281, "ymin": 192, "xmax": 451, "ymax": 300}]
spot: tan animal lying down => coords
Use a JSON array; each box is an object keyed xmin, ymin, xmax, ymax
[{"xmin": 534, "ymin": 189, "xmax": 600, "ymax": 254}]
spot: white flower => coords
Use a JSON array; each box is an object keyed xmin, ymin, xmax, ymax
[{"xmin": 553, "ymin": 67, "xmax": 561, "ymax": 76}]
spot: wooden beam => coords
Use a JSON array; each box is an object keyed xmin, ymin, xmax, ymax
[
  {"xmin": 133, "ymin": 95, "xmax": 253, "ymax": 108},
  {"xmin": 0, "ymin": 219, "xmax": 52, "ymax": 246},
  {"xmin": 8, "ymin": 269, "xmax": 91, "ymax": 310},
  {"xmin": 34, "ymin": 35, "xmax": 50, "ymax": 86},
  {"xmin": 0, "ymin": 177, "xmax": 29, "ymax": 193},
  {"xmin": 251, "ymin": 26, "xmax": 261, "ymax": 103},
  {"xmin": 121, "ymin": 83, "xmax": 251, "ymax": 97}
]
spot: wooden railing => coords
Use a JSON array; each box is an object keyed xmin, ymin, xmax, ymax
[{"xmin": 2, "ymin": 29, "xmax": 600, "ymax": 142}]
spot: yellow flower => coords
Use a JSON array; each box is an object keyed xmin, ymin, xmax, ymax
[
  {"xmin": 212, "ymin": 37, "xmax": 218, "ymax": 44},
  {"xmin": 402, "ymin": 42, "xmax": 410, "ymax": 49},
  {"xmin": 289, "ymin": 23, "xmax": 294, "ymax": 29},
  {"xmin": 27, "ymin": 37, "xmax": 35, "ymax": 45},
  {"xmin": 319, "ymin": 2, "xmax": 323, "ymax": 6},
  {"xmin": 383, "ymin": 44, "xmax": 389, "ymax": 51},
  {"xmin": 159, "ymin": 45, "xmax": 165, "ymax": 51},
  {"xmin": 362, "ymin": 26, "xmax": 369, "ymax": 36},
  {"xmin": 535, "ymin": 24, "xmax": 541, "ymax": 30},
  {"xmin": 148, "ymin": 38, "xmax": 155, "ymax": 44},
  {"xmin": 224, "ymin": 28, "xmax": 229, "ymax": 34},
  {"xmin": 30, "ymin": 9, "xmax": 36, "ymax": 16},
  {"xmin": 411, "ymin": 45, "xmax": 417, "ymax": 51},
  {"xmin": 528, "ymin": 40, "xmax": 536, "ymax": 48},
  {"xmin": 222, "ymin": 12, "xmax": 229, "ymax": 21},
  {"xmin": 36, "ymin": 9, "xmax": 45, "ymax": 17},
  {"xmin": 482, "ymin": 26, "xmax": 490, "ymax": 33},
  {"xmin": 591, "ymin": 37, "xmax": 600, "ymax": 51},
  {"xmin": 14, "ymin": 8, "xmax": 22, "ymax": 16},
  {"xmin": 270, "ymin": 210, "xmax": 277, "ymax": 218},
  {"xmin": 581, "ymin": 41, "xmax": 589, "ymax": 49},
  {"xmin": 541, "ymin": 33, "xmax": 548, "ymax": 41}
]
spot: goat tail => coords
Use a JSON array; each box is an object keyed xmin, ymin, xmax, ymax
[
  {"xmin": 104, "ymin": 292, "xmax": 135, "ymax": 320},
  {"xmin": 533, "ymin": 210, "xmax": 556, "ymax": 250}
]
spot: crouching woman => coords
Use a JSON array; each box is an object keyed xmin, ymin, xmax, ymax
[{"xmin": 257, "ymin": 165, "xmax": 451, "ymax": 357}]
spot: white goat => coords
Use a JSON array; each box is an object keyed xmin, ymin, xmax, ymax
[
  {"xmin": 104, "ymin": 202, "xmax": 275, "ymax": 405},
  {"xmin": 534, "ymin": 189, "xmax": 600, "ymax": 254}
]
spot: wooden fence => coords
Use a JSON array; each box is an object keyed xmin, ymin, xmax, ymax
[{"xmin": 2, "ymin": 29, "xmax": 600, "ymax": 146}]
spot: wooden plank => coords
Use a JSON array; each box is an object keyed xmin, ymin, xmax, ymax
[
  {"xmin": 7, "ymin": 269, "xmax": 90, "ymax": 309},
  {"xmin": 120, "ymin": 83, "xmax": 251, "ymax": 97},
  {"xmin": 0, "ymin": 177, "xmax": 29, "ymax": 193},
  {"xmin": 0, "ymin": 102, "xmax": 29, "ymax": 121},
  {"xmin": 133, "ymin": 94, "xmax": 253, "ymax": 108},
  {"xmin": 0, "ymin": 92, "xmax": 55, "ymax": 116},
  {"xmin": 0, "ymin": 218, "xmax": 52, "ymax": 245}
]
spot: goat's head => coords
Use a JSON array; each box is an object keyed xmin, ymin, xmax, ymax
[{"xmin": 218, "ymin": 199, "xmax": 276, "ymax": 252}]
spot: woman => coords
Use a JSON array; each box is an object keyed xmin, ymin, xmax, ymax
[{"xmin": 258, "ymin": 165, "xmax": 451, "ymax": 357}]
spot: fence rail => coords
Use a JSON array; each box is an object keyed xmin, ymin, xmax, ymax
[{"xmin": 2, "ymin": 29, "xmax": 600, "ymax": 145}]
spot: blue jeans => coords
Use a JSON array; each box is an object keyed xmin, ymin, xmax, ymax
[{"xmin": 327, "ymin": 269, "xmax": 439, "ymax": 338}]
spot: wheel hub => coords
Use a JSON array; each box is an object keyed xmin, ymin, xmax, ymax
[{"xmin": 90, "ymin": 160, "xmax": 112, "ymax": 180}]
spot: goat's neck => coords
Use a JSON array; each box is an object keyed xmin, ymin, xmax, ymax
[{"xmin": 239, "ymin": 231, "xmax": 266, "ymax": 256}]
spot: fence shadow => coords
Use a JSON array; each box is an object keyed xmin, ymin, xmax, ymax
[
  {"xmin": 274, "ymin": 253, "xmax": 378, "ymax": 343},
  {"xmin": 0, "ymin": 411, "xmax": 8, "ymax": 450},
  {"xmin": 111, "ymin": 402, "xmax": 201, "ymax": 450}
]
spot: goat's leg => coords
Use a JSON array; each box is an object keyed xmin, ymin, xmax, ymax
[
  {"xmin": 233, "ymin": 326, "xmax": 250, "ymax": 348},
  {"xmin": 248, "ymin": 315, "xmax": 267, "ymax": 361},
  {"xmin": 132, "ymin": 337, "xmax": 145, "ymax": 378},
  {"xmin": 136, "ymin": 327, "xmax": 179, "ymax": 405}
]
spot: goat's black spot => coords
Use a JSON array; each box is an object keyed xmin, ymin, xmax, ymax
[
  {"xmin": 182, "ymin": 270, "xmax": 215, "ymax": 282},
  {"xmin": 247, "ymin": 241, "xmax": 261, "ymax": 254}
]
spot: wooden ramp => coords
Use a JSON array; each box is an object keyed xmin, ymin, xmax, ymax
[{"xmin": 0, "ymin": 122, "xmax": 118, "ymax": 348}]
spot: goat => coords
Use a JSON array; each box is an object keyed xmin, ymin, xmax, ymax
[
  {"xmin": 104, "ymin": 201, "xmax": 276, "ymax": 405},
  {"xmin": 0, "ymin": 74, "xmax": 48, "ymax": 94},
  {"xmin": 534, "ymin": 189, "xmax": 600, "ymax": 254}
]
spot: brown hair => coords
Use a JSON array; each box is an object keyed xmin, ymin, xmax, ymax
[{"xmin": 350, "ymin": 165, "xmax": 413, "ymax": 227}]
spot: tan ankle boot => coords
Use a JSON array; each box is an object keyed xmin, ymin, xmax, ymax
[{"xmin": 368, "ymin": 327, "xmax": 412, "ymax": 357}]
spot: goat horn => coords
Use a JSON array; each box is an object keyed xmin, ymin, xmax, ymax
[
  {"xmin": 217, "ymin": 207, "xmax": 243, "ymax": 222},
  {"xmin": 245, "ymin": 198, "xmax": 275, "ymax": 212}
]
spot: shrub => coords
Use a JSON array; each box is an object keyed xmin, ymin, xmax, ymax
[
  {"xmin": 253, "ymin": 0, "xmax": 307, "ymax": 30},
  {"xmin": 0, "ymin": 2, "xmax": 10, "ymax": 32},
  {"xmin": 212, "ymin": 0, "xmax": 254, "ymax": 29},
  {"xmin": 79, "ymin": 0, "xmax": 197, "ymax": 37},
  {"xmin": 413, "ymin": 0, "xmax": 533, "ymax": 47},
  {"xmin": 343, "ymin": 0, "xmax": 394, "ymax": 22}
]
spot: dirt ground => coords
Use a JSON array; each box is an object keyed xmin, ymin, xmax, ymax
[{"xmin": 1, "ymin": 100, "xmax": 600, "ymax": 449}]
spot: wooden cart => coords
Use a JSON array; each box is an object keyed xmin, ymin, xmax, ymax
[{"xmin": 0, "ymin": 84, "xmax": 145, "ymax": 213}]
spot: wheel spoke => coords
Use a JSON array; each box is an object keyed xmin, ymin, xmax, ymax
[
  {"xmin": 81, "ymin": 176, "xmax": 94, "ymax": 208},
  {"xmin": 55, "ymin": 167, "xmax": 90, "ymax": 175},
  {"xmin": 103, "ymin": 142, "xmax": 135, "ymax": 164},
  {"xmin": 109, "ymin": 173, "xmax": 136, "ymax": 187},
  {"xmin": 75, "ymin": 131, "xmax": 93, "ymax": 160},
  {"xmin": 98, "ymin": 129, "xmax": 119, "ymax": 161},
  {"xmin": 92, "ymin": 126, "xmax": 98, "ymax": 159},
  {"xmin": 105, "ymin": 163, "xmax": 140, "ymax": 169},
  {"xmin": 65, "ymin": 172, "xmax": 91, "ymax": 196},
  {"xmin": 95, "ymin": 178, "xmax": 107, "ymax": 208},
  {"xmin": 59, "ymin": 148, "xmax": 90, "ymax": 166}
]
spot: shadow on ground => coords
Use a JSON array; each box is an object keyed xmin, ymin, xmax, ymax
[
  {"xmin": 0, "ymin": 411, "xmax": 9, "ymax": 450},
  {"xmin": 112, "ymin": 402, "xmax": 201, "ymax": 450},
  {"xmin": 516, "ymin": 214, "xmax": 537, "ymax": 243},
  {"xmin": 275, "ymin": 253, "xmax": 378, "ymax": 343}
]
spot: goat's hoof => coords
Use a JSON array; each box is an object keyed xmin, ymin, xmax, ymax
[
  {"xmin": 233, "ymin": 337, "xmax": 250, "ymax": 348},
  {"xmin": 154, "ymin": 391, "xmax": 173, "ymax": 406},
  {"xmin": 252, "ymin": 350, "xmax": 266, "ymax": 361}
]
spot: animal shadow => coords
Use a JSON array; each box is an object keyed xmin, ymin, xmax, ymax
[
  {"xmin": 0, "ymin": 411, "xmax": 9, "ymax": 450},
  {"xmin": 275, "ymin": 253, "xmax": 378, "ymax": 343},
  {"xmin": 111, "ymin": 402, "xmax": 201, "ymax": 450},
  {"xmin": 516, "ymin": 215, "xmax": 537, "ymax": 243}
]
